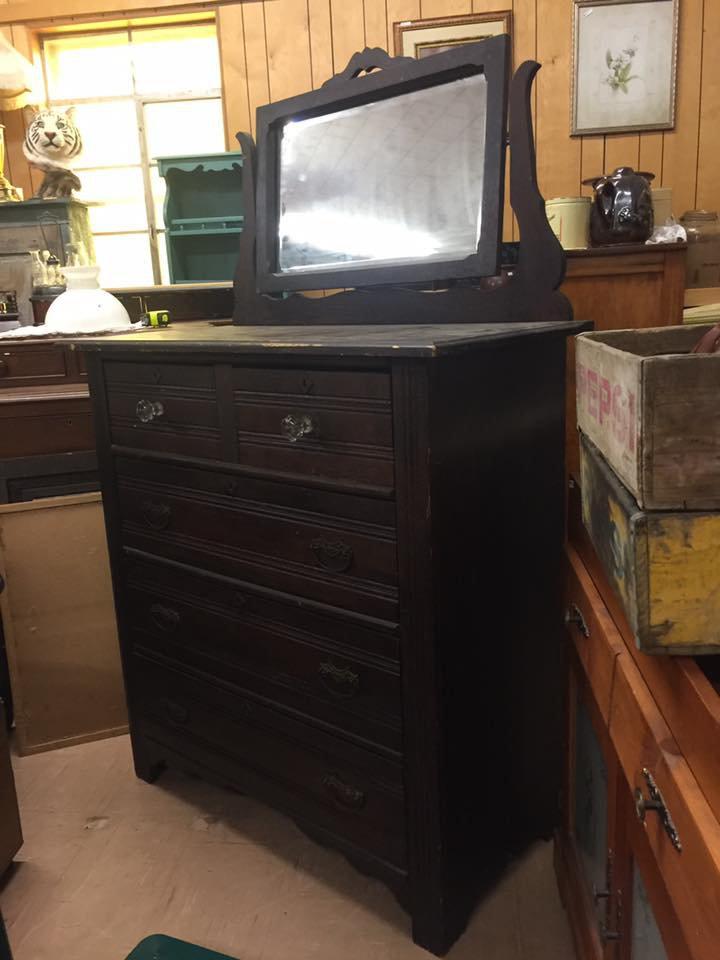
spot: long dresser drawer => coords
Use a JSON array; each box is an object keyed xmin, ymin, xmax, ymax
[
  {"xmin": 106, "ymin": 360, "xmax": 221, "ymax": 459},
  {"xmin": 233, "ymin": 366, "xmax": 394, "ymax": 490},
  {"xmin": 123, "ymin": 556, "xmax": 402, "ymax": 753},
  {"xmin": 129, "ymin": 653, "xmax": 407, "ymax": 870},
  {"xmin": 115, "ymin": 456, "xmax": 398, "ymax": 620}
]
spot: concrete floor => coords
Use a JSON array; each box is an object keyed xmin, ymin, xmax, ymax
[{"xmin": 1, "ymin": 735, "xmax": 576, "ymax": 960}]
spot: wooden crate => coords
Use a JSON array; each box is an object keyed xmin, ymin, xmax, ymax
[
  {"xmin": 580, "ymin": 433, "xmax": 720, "ymax": 655},
  {"xmin": 576, "ymin": 323, "xmax": 720, "ymax": 509},
  {"xmin": 0, "ymin": 493, "xmax": 127, "ymax": 755}
]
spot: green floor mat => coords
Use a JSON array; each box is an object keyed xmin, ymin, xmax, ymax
[{"xmin": 125, "ymin": 935, "xmax": 239, "ymax": 960}]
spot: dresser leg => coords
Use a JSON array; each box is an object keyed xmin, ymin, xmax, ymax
[
  {"xmin": 131, "ymin": 737, "xmax": 164, "ymax": 784},
  {"xmin": 411, "ymin": 910, "xmax": 451, "ymax": 957}
]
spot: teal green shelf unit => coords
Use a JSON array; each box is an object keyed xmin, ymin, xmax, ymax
[{"xmin": 157, "ymin": 152, "xmax": 244, "ymax": 284}]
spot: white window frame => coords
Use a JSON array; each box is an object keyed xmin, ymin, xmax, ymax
[{"xmin": 40, "ymin": 19, "xmax": 224, "ymax": 285}]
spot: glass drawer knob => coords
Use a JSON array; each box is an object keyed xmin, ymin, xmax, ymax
[
  {"xmin": 136, "ymin": 399, "xmax": 165, "ymax": 423},
  {"xmin": 281, "ymin": 413, "xmax": 315, "ymax": 442}
]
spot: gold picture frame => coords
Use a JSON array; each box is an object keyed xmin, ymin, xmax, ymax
[{"xmin": 393, "ymin": 11, "xmax": 512, "ymax": 61}]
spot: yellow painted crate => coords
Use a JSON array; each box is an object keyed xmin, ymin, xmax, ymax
[{"xmin": 580, "ymin": 432, "xmax": 720, "ymax": 655}]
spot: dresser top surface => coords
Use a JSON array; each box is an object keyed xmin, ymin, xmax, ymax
[{"xmin": 79, "ymin": 320, "xmax": 586, "ymax": 359}]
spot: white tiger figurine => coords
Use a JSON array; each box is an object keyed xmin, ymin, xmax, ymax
[{"xmin": 23, "ymin": 106, "xmax": 83, "ymax": 199}]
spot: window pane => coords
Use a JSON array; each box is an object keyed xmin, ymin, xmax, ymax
[
  {"xmin": 150, "ymin": 165, "xmax": 167, "ymax": 227},
  {"xmin": 157, "ymin": 231, "xmax": 171, "ymax": 284},
  {"xmin": 44, "ymin": 33, "xmax": 132, "ymax": 99},
  {"xmin": 79, "ymin": 168, "xmax": 148, "ymax": 232},
  {"xmin": 94, "ymin": 233, "xmax": 154, "ymax": 287},
  {"xmin": 69, "ymin": 101, "xmax": 141, "ymax": 167},
  {"xmin": 144, "ymin": 99, "xmax": 225, "ymax": 160},
  {"xmin": 132, "ymin": 24, "xmax": 221, "ymax": 96}
]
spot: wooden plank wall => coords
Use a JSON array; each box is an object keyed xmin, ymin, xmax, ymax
[
  {"xmin": 2, "ymin": 0, "xmax": 719, "ymax": 231},
  {"xmin": 215, "ymin": 0, "xmax": 720, "ymax": 230}
]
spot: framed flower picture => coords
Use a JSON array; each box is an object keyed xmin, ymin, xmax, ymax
[
  {"xmin": 571, "ymin": 0, "xmax": 679, "ymax": 136},
  {"xmin": 393, "ymin": 11, "xmax": 511, "ymax": 60}
]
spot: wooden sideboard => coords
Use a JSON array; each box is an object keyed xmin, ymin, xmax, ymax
[
  {"xmin": 0, "ymin": 340, "xmax": 96, "ymax": 504},
  {"xmin": 553, "ymin": 241, "xmax": 720, "ymax": 959},
  {"xmin": 82, "ymin": 318, "xmax": 584, "ymax": 955},
  {"xmin": 557, "ymin": 484, "xmax": 720, "ymax": 960}
]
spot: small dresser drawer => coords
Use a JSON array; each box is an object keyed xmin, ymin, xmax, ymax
[
  {"xmin": 105, "ymin": 360, "xmax": 221, "ymax": 460},
  {"xmin": 115, "ymin": 458, "xmax": 398, "ymax": 620},
  {"xmin": 129, "ymin": 654, "xmax": 407, "ymax": 869},
  {"xmin": 564, "ymin": 546, "xmax": 625, "ymax": 724},
  {"xmin": 123, "ymin": 558, "xmax": 402, "ymax": 752},
  {"xmin": 609, "ymin": 650, "xmax": 720, "ymax": 959},
  {"xmin": 0, "ymin": 344, "xmax": 68, "ymax": 384},
  {"xmin": 233, "ymin": 366, "xmax": 394, "ymax": 491}
]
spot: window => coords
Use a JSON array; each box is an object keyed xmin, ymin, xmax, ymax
[{"xmin": 41, "ymin": 21, "xmax": 225, "ymax": 287}]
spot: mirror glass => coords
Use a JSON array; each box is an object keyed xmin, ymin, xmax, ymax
[{"xmin": 277, "ymin": 73, "xmax": 488, "ymax": 275}]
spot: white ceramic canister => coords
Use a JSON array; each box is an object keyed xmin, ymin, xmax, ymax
[
  {"xmin": 44, "ymin": 265, "xmax": 131, "ymax": 333},
  {"xmin": 545, "ymin": 196, "xmax": 591, "ymax": 250},
  {"xmin": 651, "ymin": 187, "xmax": 673, "ymax": 225}
]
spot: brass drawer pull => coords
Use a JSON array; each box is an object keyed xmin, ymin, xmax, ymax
[
  {"xmin": 635, "ymin": 767, "xmax": 682, "ymax": 852},
  {"xmin": 565, "ymin": 603, "xmax": 590, "ymax": 638},
  {"xmin": 136, "ymin": 399, "xmax": 165, "ymax": 423},
  {"xmin": 160, "ymin": 698, "xmax": 189, "ymax": 725},
  {"xmin": 321, "ymin": 772, "xmax": 366, "ymax": 810},
  {"xmin": 281, "ymin": 412, "xmax": 316, "ymax": 442},
  {"xmin": 318, "ymin": 661, "xmax": 360, "ymax": 698},
  {"xmin": 141, "ymin": 500, "xmax": 172, "ymax": 531},
  {"xmin": 310, "ymin": 537, "xmax": 353, "ymax": 573},
  {"xmin": 150, "ymin": 603, "xmax": 180, "ymax": 633}
]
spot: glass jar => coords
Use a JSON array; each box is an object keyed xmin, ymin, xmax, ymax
[{"xmin": 680, "ymin": 210, "xmax": 720, "ymax": 287}]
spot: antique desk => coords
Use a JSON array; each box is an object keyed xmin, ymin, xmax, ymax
[{"xmin": 82, "ymin": 319, "xmax": 583, "ymax": 952}]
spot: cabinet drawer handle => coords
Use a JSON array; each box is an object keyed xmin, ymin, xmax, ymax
[
  {"xmin": 318, "ymin": 661, "xmax": 360, "ymax": 698},
  {"xmin": 281, "ymin": 412, "xmax": 316, "ymax": 442},
  {"xmin": 321, "ymin": 772, "xmax": 366, "ymax": 810},
  {"xmin": 310, "ymin": 537, "xmax": 353, "ymax": 573},
  {"xmin": 565, "ymin": 603, "xmax": 590, "ymax": 638},
  {"xmin": 634, "ymin": 767, "xmax": 682, "ymax": 852},
  {"xmin": 141, "ymin": 500, "xmax": 172, "ymax": 531},
  {"xmin": 150, "ymin": 603, "xmax": 180, "ymax": 633},
  {"xmin": 160, "ymin": 698, "xmax": 189, "ymax": 725},
  {"xmin": 136, "ymin": 399, "xmax": 165, "ymax": 423}
]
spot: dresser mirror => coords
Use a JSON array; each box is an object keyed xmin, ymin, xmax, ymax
[
  {"xmin": 234, "ymin": 37, "xmax": 570, "ymax": 325},
  {"xmin": 275, "ymin": 73, "xmax": 488, "ymax": 282},
  {"xmin": 254, "ymin": 37, "xmax": 508, "ymax": 293}
]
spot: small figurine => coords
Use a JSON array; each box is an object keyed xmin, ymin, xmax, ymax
[{"xmin": 23, "ymin": 106, "xmax": 83, "ymax": 199}]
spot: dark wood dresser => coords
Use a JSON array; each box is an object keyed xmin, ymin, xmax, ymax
[{"xmin": 83, "ymin": 319, "xmax": 583, "ymax": 954}]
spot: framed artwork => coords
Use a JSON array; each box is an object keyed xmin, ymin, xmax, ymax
[
  {"xmin": 393, "ymin": 11, "xmax": 511, "ymax": 60},
  {"xmin": 571, "ymin": 0, "xmax": 679, "ymax": 136}
]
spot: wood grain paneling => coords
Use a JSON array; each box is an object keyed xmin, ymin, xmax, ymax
[
  {"xmin": 307, "ymin": 0, "xmax": 334, "ymax": 87},
  {"xmin": 534, "ymin": 0, "xmax": 581, "ymax": 202},
  {"xmin": 264, "ymin": 0, "xmax": 311, "ymax": 102},
  {"xmin": 4, "ymin": 0, "xmax": 720, "ymax": 239},
  {"xmin": 217, "ymin": 4, "xmax": 252, "ymax": 140},
  {"xmin": 330, "ymin": 0, "xmax": 365, "ymax": 73},
  {"xmin": 661, "ymin": 0, "xmax": 703, "ymax": 215}
]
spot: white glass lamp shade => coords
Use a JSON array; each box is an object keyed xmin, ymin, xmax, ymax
[{"xmin": 44, "ymin": 266, "xmax": 132, "ymax": 333}]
